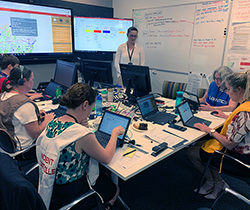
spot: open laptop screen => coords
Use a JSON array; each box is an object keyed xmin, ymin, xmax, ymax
[
  {"xmin": 177, "ymin": 101, "xmax": 193, "ymax": 124},
  {"xmin": 137, "ymin": 94, "xmax": 157, "ymax": 116},
  {"xmin": 98, "ymin": 111, "xmax": 130, "ymax": 140},
  {"xmin": 183, "ymin": 91, "xmax": 200, "ymax": 111}
]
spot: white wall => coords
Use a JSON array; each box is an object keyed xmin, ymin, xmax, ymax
[
  {"xmin": 62, "ymin": 0, "xmax": 112, "ymax": 7},
  {"xmin": 113, "ymin": 0, "xmax": 210, "ymax": 93},
  {"xmin": 113, "ymin": 0, "xmax": 203, "ymax": 18}
]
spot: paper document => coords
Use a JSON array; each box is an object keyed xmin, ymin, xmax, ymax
[
  {"xmin": 37, "ymin": 103, "xmax": 59, "ymax": 112},
  {"xmin": 186, "ymin": 71, "xmax": 202, "ymax": 95},
  {"xmin": 145, "ymin": 129, "xmax": 188, "ymax": 148},
  {"xmin": 109, "ymin": 146, "xmax": 149, "ymax": 170}
]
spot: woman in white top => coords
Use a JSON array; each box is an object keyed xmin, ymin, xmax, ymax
[
  {"xmin": 114, "ymin": 26, "xmax": 145, "ymax": 85},
  {"xmin": 0, "ymin": 66, "xmax": 54, "ymax": 159}
]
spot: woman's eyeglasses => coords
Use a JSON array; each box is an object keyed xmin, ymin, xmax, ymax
[
  {"xmin": 129, "ymin": 34, "xmax": 138, "ymax": 38},
  {"xmin": 214, "ymin": 77, "xmax": 222, "ymax": 81}
]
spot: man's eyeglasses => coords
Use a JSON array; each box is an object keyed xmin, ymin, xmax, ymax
[{"xmin": 129, "ymin": 34, "xmax": 138, "ymax": 38}]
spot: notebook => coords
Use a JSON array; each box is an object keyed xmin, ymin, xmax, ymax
[
  {"xmin": 182, "ymin": 91, "xmax": 200, "ymax": 111},
  {"xmin": 137, "ymin": 94, "xmax": 176, "ymax": 125},
  {"xmin": 95, "ymin": 111, "xmax": 131, "ymax": 148},
  {"xmin": 176, "ymin": 101, "xmax": 212, "ymax": 129}
]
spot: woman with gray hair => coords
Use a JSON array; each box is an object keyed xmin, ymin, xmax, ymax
[
  {"xmin": 199, "ymin": 66, "xmax": 237, "ymax": 112},
  {"xmin": 187, "ymin": 70, "xmax": 250, "ymax": 200}
]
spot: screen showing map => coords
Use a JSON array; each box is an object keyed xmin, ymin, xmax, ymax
[
  {"xmin": 0, "ymin": 1, "xmax": 72, "ymax": 56},
  {"xmin": 74, "ymin": 16, "xmax": 133, "ymax": 52}
]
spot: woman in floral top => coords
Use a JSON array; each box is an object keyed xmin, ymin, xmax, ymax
[
  {"xmin": 37, "ymin": 83, "xmax": 124, "ymax": 210},
  {"xmin": 187, "ymin": 70, "xmax": 250, "ymax": 200}
]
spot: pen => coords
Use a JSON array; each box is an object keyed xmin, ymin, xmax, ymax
[
  {"xmin": 128, "ymin": 144, "xmax": 149, "ymax": 154},
  {"xmin": 123, "ymin": 149, "xmax": 137, "ymax": 156}
]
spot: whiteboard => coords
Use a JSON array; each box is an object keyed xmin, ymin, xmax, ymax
[
  {"xmin": 133, "ymin": 0, "xmax": 231, "ymax": 76},
  {"xmin": 224, "ymin": 0, "xmax": 250, "ymax": 72}
]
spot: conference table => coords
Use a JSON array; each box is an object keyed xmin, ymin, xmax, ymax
[
  {"xmin": 88, "ymin": 97, "xmax": 226, "ymax": 184},
  {"xmin": 36, "ymin": 97, "xmax": 226, "ymax": 185}
]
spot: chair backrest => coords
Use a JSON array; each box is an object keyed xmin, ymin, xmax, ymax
[
  {"xmin": 162, "ymin": 81, "xmax": 187, "ymax": 99},
  {"xmin": 0, "ymin": 129, "xmax": 15, "ymax": 153},
  {"xmin": 197, "ymin": 88, "xmax": 208, "ymax": 98},
  {"xmin": 0, "ymin": 153, "xmax": 46, "ymax": 210}
]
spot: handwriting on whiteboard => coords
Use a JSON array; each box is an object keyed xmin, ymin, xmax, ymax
[
  {"xmin": 195, "ymin": 1, "xmax": 229, "ymax": 25},
  {"xmin": 233, "ymin": 0, "xmax": 250, "ymax": 22}
]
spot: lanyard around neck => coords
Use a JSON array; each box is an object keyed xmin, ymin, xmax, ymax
[
  {"xmin": 127, "ymin": 42, "xmax": 135, "ymax": 64},
  {"xmin": 65, "ymin": 113, "xmax": 78, "ymax": 123},
  {"xmin": 213, "ymin": 88, "xmax": 223, "ymax": 106}
]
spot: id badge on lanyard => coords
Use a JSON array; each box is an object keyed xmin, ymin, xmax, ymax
[{"xmin": 127, "ymin": 43, "xmax": 134, "ymax": 65}]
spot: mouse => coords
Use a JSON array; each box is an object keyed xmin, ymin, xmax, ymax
[{"xmin": 211, "ymin": 111, "xmax": 219, "ymax": 115}]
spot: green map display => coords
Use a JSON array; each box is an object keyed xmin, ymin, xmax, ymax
[{"xmin": 0, "ymin": 24, "xmax": 37, "ymax": 53}]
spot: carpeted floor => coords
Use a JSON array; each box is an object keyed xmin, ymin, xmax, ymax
[{"xmin": 117, "ymin": 147, "xmax": 250, "ymax": 210}]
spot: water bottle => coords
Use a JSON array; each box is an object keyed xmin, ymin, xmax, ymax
[
  {"xmin": 96, "ymin": 94, "xmax": 102, "ymax": 117},
  {"xmin": 55, "ymin": 86, "xmax": 62, "ymax": 99},
  {"xmin": 116, "ymin": 84, "xmax": 122, "ymax": 97},
  {"xmin": 107, "ymin": 88, "xmax": 113, "ymax": 102},
  {"xmin": 175, "ymin": 91, "xmax": 183, "ymax": 114},
  {"xmin": 101, "ymin": 90, "xmax": 108, "ymax": 103}
]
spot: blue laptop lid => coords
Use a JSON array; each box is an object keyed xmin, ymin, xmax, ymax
[{"xmin": 43, "ymin": 81, "xmax": 61, "ymax": 98}]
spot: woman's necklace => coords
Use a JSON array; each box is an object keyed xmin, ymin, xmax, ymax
[
  {"xmin": 12, "ymin": 88, "xmax": 22, "ymax": 94},
  {"xmin": 65, "ymin": 113, "xmax": 78, "ymax": 123}
]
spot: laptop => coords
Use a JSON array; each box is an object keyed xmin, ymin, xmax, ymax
[
  {"xmin": 137, "ymin": 94, "xmax": 177, "ymax": 125},
  {"xmin": 43, "ymin": 81, "xmax": 61, "ymax": 99},
  {"xmin": 176, "ymin": 101, "xmax": 212, "ymax": 129},
  {"xmin": 46, "ymin": 105, "xmax": 67, "ymax": 118},
  {"xmin": 182, "ymin": 91, "xmax": 200, "ymax": 111},
  {"xmin": 95, "ymin": 111, "xmax": 131, "ymax": 148}
]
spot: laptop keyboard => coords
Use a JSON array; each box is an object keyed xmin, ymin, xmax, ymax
[
  {"xmin": 47, "ymin": 108, "xmax": 66, "ymax": 118},
  {"xmin": 187, "ymin": 117, "xmax": 211, "ymax": 127},
  {"xmin": 95, "ymin": 131, "xmax": 109, "ymax": 148},
  {"xmin": 145, "ymin": 112, "xmax": 176, "ymax": 125},
  {"xmin": 95, "ymin": 131, "xmax": 123, "ymax": 148}
]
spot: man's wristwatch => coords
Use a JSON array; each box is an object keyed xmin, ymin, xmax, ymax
[{"xmin": 209, "ymin": 129, "xmax": 216, "ymax": 136}]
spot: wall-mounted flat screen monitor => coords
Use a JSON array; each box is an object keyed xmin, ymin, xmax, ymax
[
  {"xmin": 73, "ymin": 16, "xmax": 133, "ymax": 52},
  {"xmin": 0, "ymin": 1, "xmax": 73, "ymax": 62}
]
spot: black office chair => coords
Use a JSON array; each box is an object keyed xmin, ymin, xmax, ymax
[
  {"xmin": 0, "ymin": 129, "xmax": 38, "ymax": 174},
  {"xmin": 0, "ymin": 152, "xmax": 106, "ymax": 210},
  {"xmin": 197, "ymin": 187, "xmax": 250, "ymax": 210},
  {"xmin": 0, "ymin": 129, "xmax": 36, "ymax": 158},
  {"xmin": 0, "ymin": 129, "xmax": 130, "ymax": 210},
  {"xmin": 196, "ymin": 150, "xmax": 250, "ymax": 210}
]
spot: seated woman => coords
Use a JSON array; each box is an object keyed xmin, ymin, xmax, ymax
[
  {"xmin": 36, "ymin": 83, "xmax": 125, "ymax": 210},
  {"xmin": 187, "ymin": 70, "xmax": 250, "ymax": 200},
  {"xmin": 0, "ymin": 66, "xmax": 55, "ymax": 160},
  {"xmin": 199, "ymin": 66, "xmax": 237, "ymax": 112}
]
